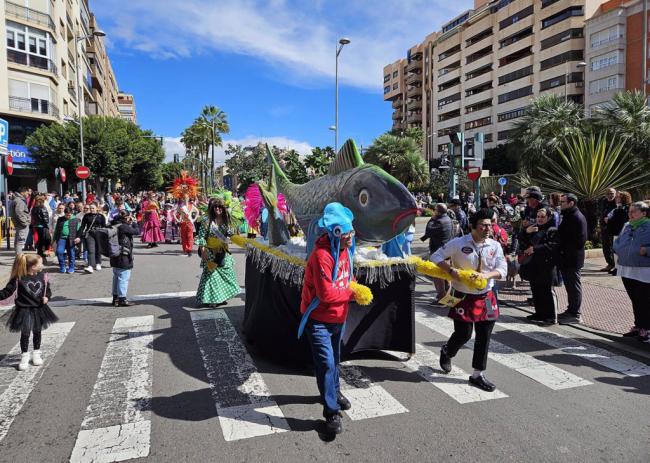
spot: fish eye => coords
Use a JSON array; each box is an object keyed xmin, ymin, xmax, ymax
[{"xmin": 358, "ymin": 189, "xmax": 369, "ymax": 207}]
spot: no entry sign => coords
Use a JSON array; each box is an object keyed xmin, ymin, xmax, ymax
[
  {"xmin": 75, "ymin": 166, "xmax": 91, "ymax": 179},
  {"xmin": 466, "ymin": 166, "xmax": 481, "ymax": 181},
  {"xmin": 5, "ymin": 154, "xmax": 13, "ymax": 175}
]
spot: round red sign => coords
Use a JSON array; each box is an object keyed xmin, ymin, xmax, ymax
[
  {"xmin": 60, "ymin": 167, "xmax": 67, "ymax": 182},
  {"xmin": 466, "ymin": 166, "xmax": 481, "ymax": 182},
  {"xmin": 75, "ymin": 166, "xmax": 91, "ymax": 179},
  {"xmin": 5, "ymin": 155, "xmax": 13, "ymax": 176}
]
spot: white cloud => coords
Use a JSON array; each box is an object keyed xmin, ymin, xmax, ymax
[
  {"xmin": 163, "ymin": 135, "xmax": 313, "ymax": 163},
  {"xmin": 95, "ymin": 0, "xmax": 473, "ymax": 90}
]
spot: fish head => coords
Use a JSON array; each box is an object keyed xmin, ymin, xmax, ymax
[{"xmin": 340, "ymin": 165, "xmax": 418, "ymax": 246}]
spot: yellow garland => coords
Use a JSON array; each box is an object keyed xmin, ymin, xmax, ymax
[
  {"xmin": 349, "ymin": 281, "xmax": 373, "ymax": 306},
  {"xmin": 229, "ymin": 236, "xmax": 487, "ymax": 290}
]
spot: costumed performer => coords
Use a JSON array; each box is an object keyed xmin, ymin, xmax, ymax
[
  {"xmin": 140, "ymin": 192, "xmax": 164, "ymax": 248},
  {"xmin": 0, "ymin": 254, "xmax": 57, "ymax": 371},
  {"xmin": 299, "ymin": 202, "xmax": 357, "ymax": 436},
  {"xmin": 175, "ymin": 195, "xmax": 199, "ymax": 256},
  {"xmin": 195, "ymin": 198, "xmax": 240, "ymax": 307},
  {"xmin": 162, "ymin": 203, "xmax": 179, "ymax": 244},
  {"xmin": 431, "ymin": 208, "xmax": 507, "ymax": 392}
]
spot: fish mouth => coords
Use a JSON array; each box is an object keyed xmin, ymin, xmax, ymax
[{"xmin": 392, "ymin": 208, "xmax": 418, "ymax": 233}]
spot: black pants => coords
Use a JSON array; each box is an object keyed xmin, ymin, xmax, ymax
[
  {"xmin": 85, "ymin": 233, "xmax": 102, "ymax": 268},
  {"xmin": 601, "ymin": 229, "xmax": 614, "ymax": 267},
  {"xmin": 560, "ymin": 267, "xmax": 582, "ymax": 316},
  {"xmin": 445, "ymin": 320, "xmax": 495, "ymax": 371},
  {"xmin": 622, "ymin": 277, "xmax": 650, "ymax": 329},
  {"xmin": 20, "ymin": 326, "xmax": 42, "ymax": 353},
  {"xmin": 530, "ymin": 277, "xmax": 555, "ymax": 320},
  {"xmin": 35, "ymin": 227, "xmax": 51, "ymax": 258}
]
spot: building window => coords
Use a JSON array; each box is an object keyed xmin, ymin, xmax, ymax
[
  {"xmin": 540, "ymin": 50, "xmax": 583, "ymax": 71},
  {"xmin": 542, "ymin": 6, "xmax": 583, "ymax": 29},
  {"xmin": 590, "ymin": 25, "xmax": 621, "ymax": 48},
  {"xmin": 439, "ymin": 61, "xmax": 461, "ymax": 77},
  {"xmin": 466, "ymin": 64, "xmax": 492, "ymax": 81},
  {"xmin": 442, "ymin": 12, "xmax": 469, "ymax": 33},
  {"xmin": 438, "ymin": 125, "xmax": 461, "ymax": 137},
  {"xmin": 498, "ymin": 106, "xmax": 528, "ymax": 122},
  {"xmin": 484, "ymin": 133, "xmax": 493, "ymax": 142},
  {"xmin": 439, "ymin": 77, "xmax": 461, "ymax": 92},
  {"xmin": 438, "ymin": 92, "xmax": 461, "ymax": 109},
  {"xmin": 465, "ymin": 116, "xmax": 491, "ymax": 130},
  {"xmin": 589, "ymin": 75, "xmax": 623, "ymax": 94},
  {"xmin": 498, "ymin": 65, "xmax": 533, "ymax": 85},
  {"xmin": 466, "ymin": 45, "xmax": 492, "ymax": 64},
  {"xmin": 466, "ymin": 82, "xmax": 492, "ymax": 97},
  {"xmin": 498, "ymin": 129, "xmax": 514, "ymax": 141},
  {"xmin": 542, "ymin": 0, "xmax": 560, "ymax": 8},
  {"xmin": 499, "ymin": 26, "xmax": 533, "ymax": 49},
  {"xmin": 499, "ymin": 46, "xmax": 533, "ymax": 67},
  {"xmin": 499, "ymin": 5, "xmax": 534, "ymax": 30},
  {"xmin": 393, "ymin": 83, "xmax": 399, "ymax": 90},
  {"xmin": 466, "ymin": 99, "xmax": 492, "ymax": 113},
  {"xmin": 498, "ymin": 85, "xmax": 533, "ymax": 104},
  {"xmin": 439, "ymin": 109, "xmax": 461, "ymax": 122},
  {"xmin": 590, "ymin": 51, "xmax": 622, "ymax": 71},
  {"xmin": 384, "ymin": 86, "xmax": 390, "ymax": 94},
  {"xmin": 541, "ymin": 28, "xmax": 584, "ymax": 50},
  {"xmin": 384, "ymin": 74, "xmax": 390, "ymax": 83},
  {"xmin": 392, "ymin": 71, "xmax": 398, "ymax": 78},
  {"xmin": 466, "ymin": 28, "xmax": 493, "ymax": 47},
  {"xmin": 439, "ymin": 44, "xmax": 461, "ymax": 61},
  {"xmin": 491, "ymin": 0, "xmax": 514, "ymax": 13}
]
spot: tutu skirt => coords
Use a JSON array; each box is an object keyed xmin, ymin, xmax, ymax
[{"xmin": 6, "ymin": 305, "xmax": 59, "ymax": 332}]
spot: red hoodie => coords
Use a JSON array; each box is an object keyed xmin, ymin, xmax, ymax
[{"xmin": 300, "ymin": 234, "xmax": 354, "ymax": 324}]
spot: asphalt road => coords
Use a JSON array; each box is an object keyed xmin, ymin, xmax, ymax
[{"xmin": 0, "ymin": 238, "xmax": 648, "ymax": 462}]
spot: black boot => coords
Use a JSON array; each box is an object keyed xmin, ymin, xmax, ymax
[
  {"xmin": 325, "ymin": 412, "xmax": 343, "ymax": 435},
  {"xmin": 337, "ymin": 392, "xmax": 351, "ymax": 411},
  {"xmin": 439, "ymin": 344, "xmax": 452, "ymax": 374},
  {"xmin": 118, "ymin": 297, "xmax": 135, "ymax": 307},
  {"xmin": 112, "ymin": 295, "xmax": 119, "ymax": 307}
]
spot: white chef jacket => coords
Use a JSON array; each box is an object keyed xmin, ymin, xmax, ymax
[{"xmin": 431, "ymin": 234, "xmax": 507, "ymax": 295}]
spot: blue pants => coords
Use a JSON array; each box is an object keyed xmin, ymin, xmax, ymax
[
  {"xmin": 56, "ymin": 238, "xmax": 75, "ymax": 271},
  {"xmin": 112, "ymin": 268, "xmax": 132, "ymax": 298},
  {"xmin": 305, "ymin": 320, "xmax": 343, "ymax": 417}
]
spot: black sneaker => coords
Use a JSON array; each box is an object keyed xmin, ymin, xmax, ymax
[
  {"xmin": 557, "ymin": 311, "xmax": 582, "ymax": 325},
  {"xmin": 526, "ymin": 314, "xmax": 544, "ymax": 322},
  {"xmin": 325, "ymin": 412, "xmax": 343, "ymax": 435},
  {"xmin": 337, "ymin": 392, "xmax": 351, "ymax": 411},
  {"xmin": 439, "ymin": 345, "xmax": 452, "ymax": 374},
  {"xmin": 118, "ymin": 298, "xmax": 136, "ymax": 307},
  {"xmin": 538, "ymin": 318, "xmax": 557, "ymax": 326},
  {"xmin": 469, "ymin": 374, "xmax": 496, "ymax": 392}
]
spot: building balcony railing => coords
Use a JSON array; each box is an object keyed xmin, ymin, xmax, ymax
[
  {"xmin": 407, "ymin": 98, "xmax": 422, "ymax": 110},
  {"xmin": 7, "ymin": 49, "xmax": 58, "ymax": 76},
  {"xmin": 406, "ymin": 60, "xmax": 422, "ymax": 72},
  {"xmin": 9, "ymin": 96, "xmax": 59, "ymax": 118},
  {"xmin": 406, "ymin": 73, "xmax": 422, "ymax": 84},
  {"xmin": 392, "ymin": 111, "xmax": 403, "ymax": 120},
  {"xmin": 5, "ymin": 0, "xmax": 56, "ymax": 30},
  {"xmin": 68, "ymin": 82, "xmax": 77, "ymax": 100},
  {"xmin": 392, "ymin": 99, "xmax": 403, "ymax": 109},
  {"xmin": 407, "ymin": 113, "xmax": 422, "ymax": 123},
  {"xmin": 407, "ymin": 86, "xmax": 422, "ymax": 98}
]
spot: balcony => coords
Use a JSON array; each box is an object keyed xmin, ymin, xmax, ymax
[
  {"xmin": 392, "ymin": 98, "xmax": 403, "ymax": 109},
  {"xmin": 407, "ymin": 112, "xmax": 422, "ymax": 123},
  {"xmin": 407, "ymin": 98, "xmax": 422, "ymax": 110},
  {"xmin": 393, "ymin": 121, "xmax": 405, "ymax": 130},
  {"xmin": 407, "ymin": 85, "xmax": 422, "ymax": 98},
  {"xmin": 406, "ymin": 60, "xmax": 422, "ymax": 73},
  {"xmin": 68, "ymin": 82, "xmax": 77, "ymax": 100},
  {"xmin": 392, "ymin": 110, "xmax": 403, "ymax": 120},
  {"xmin": 5, "ymin": 1, "xmax": 56, "ymax": 30},
  {"xmin": 9, "ymin": 96, "xmax": 59, "ymax": 118},
  {"xmin": 7, "ymin": 50, "xmax": 58, "ymax": 76},
  {"xmin": 406, "ymin": 72, "xmax": 422, "ymax": 85}
]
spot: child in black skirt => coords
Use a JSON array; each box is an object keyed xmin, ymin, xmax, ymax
[{"xmin": 1, "ymin": 254, "xmax": 57, "ymax": 371}]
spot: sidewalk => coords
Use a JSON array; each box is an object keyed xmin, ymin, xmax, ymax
[{"xmin": 412, "ymin": 217, "xmax": 634, "ymax": 336}]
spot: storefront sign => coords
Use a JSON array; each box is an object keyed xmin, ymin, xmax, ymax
[{"xmin": 7, "ymin": 144, "xmax": 36, "ymax": 164}]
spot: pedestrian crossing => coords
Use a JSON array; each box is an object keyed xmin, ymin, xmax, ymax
[{"xmin": 0, "ymin": 306, "xmax": 647, "ymax": 461}]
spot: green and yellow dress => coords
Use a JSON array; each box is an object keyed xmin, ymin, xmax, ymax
[{"xmin": 195, "ymin": 218, "xmax": 240, "ymax": 305}]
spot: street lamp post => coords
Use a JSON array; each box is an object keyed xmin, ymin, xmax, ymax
[
  {"xmin": 334, "ymin": 38, "xmax": 350, "ymax": 153},
  {"xmin": 74, "ymin": 28, "xmax": 105, "ymax": 202}
]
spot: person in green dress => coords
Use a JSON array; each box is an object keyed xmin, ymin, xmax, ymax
[{"xmin": 196, "ymin": 198, "xmax": 240, "ymax": 307}]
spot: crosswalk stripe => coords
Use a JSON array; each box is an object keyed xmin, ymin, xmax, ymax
[
  {"xmin": 496, "ymin": 315, "xmax": 650, "ymax": 377},
  {"xmin": 414, "ymin": 308, "xmax": 592, "ymax": 390},
  {"xmin": 70, "ymin": 316, "xmax": 154, "ymax": 463},
  {"xmin": 389, "ymin": 345, "xmax": 508, "ymax": 404},
  {"xmin": 0, "ymin": 322, "xmax": 75, "ymax": 443},
  {"xmin": 190, "ymin": 309, "xmax": 289, "ymax": 441},
  {"xmin": 339, "ymin": 363, "xmax": 408, "ymax": 420}
]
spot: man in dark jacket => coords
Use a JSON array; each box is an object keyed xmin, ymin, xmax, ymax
[
  {"xmin": 10, "ymin": 186, "xmax": 31, "ymax": 254},
  {"xmin": 77, "ymin": 203, "xmax": 107, "ymax": 273},
  {"xmin": 421, "ymin": 203, "xmax": 454, "ymax": 300},
  {"xmin": 110, "ymin": 210, "xmax": 140, "ymax": 307},
  {"xmin": 597, "ymin": 188, "xmax": 617, "ymax": 272},
  {"xmin": 556, "ymin": 193, "xmax": 588, "ymax": 324}
]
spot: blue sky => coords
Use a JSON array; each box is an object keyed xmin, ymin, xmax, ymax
[{"xmin": 93, "ymin": 0, "xmax": 473, "ymax": 162}]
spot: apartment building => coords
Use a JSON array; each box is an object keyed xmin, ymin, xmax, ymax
[
  {"xmin": 117, "ymin": 91, "xmax": 136, "ymax": 123},
  {"xmin": 584, "ymin": 0, "xmax": 649, "ymax": 114},
  {"xmin": 384, "ymin": 0, "xmax": 608, "ymax": 161},
  {"xmin": 0, "ymin": 0, "xmax": 121, "ymax": 189}
]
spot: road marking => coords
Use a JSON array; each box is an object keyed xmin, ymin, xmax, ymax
[
  {"xmin": 388, "ymin": 345, "xmax": 508, "ymax": 404},
  {"xmin": 415, "ymin": 308, "xmax": 592, "ymax": 390},
  {"xmin": 496, "ymin": 315, "xmax": 650, "ymax": 377},
  {"xmin": 47, "ymin": 289, "xmax": 245, "ymax": 308},
  {"xmin": 190, "ymin": 309, "xmax": 289, "ymax": 441},
  {"xmin": 0, "ymin": 322, "xmax": 74, "ymax": 443},
  {"xmin": 339, "ymin": 362, "xmax": 408, "ymax": 420},
  {"xmin": 70, "ymin": 316, "xmax": 154, "ymax": 463}
]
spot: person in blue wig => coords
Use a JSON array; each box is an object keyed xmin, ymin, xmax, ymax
[{"xmin": 299, "ymin": 202, "xmax": 356, "ymax": 436}]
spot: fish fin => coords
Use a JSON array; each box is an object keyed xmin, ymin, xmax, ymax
[
  {"xmin": 258, "ymin": 171, "xmax": 290, "ymax": 246},
  {"xmin": 328, "ymin": 139, "xmax": 364, "ymax": 175},
  {"xmin": 265, "ymin": 144, "xmax": 291, "ymax": 185}
]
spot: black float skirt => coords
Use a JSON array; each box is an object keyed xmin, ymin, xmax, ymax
[{"xmin": 6, "ymin": 305, "xmax": 58, "ymax": 332}]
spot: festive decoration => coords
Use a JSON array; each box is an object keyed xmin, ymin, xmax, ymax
[
  {"xmin": 210, "ymin": 189, "xmax": 245, "ymax": 232},
  {"xmin": 415, "ymin": 258, "xmax": 487, "ymax": 291},
  {"xmin": 266, "ymin": 140, "xmax": 418, "ymax": 246},
  {"xmin": 244, "ymin": 183, "xmax": 288, "ymax": 231},
  {"xmin": 169, "ymin": 171, "xmax": 200, "ymax": 199},
  {"xmin": 349, "ymin": 281, "xmax": 373, "ymax": 306}
]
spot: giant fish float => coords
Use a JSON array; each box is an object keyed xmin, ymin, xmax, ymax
[{"xmin": 265, "ymin": 139, "xmax": 418, "ymax": 247}]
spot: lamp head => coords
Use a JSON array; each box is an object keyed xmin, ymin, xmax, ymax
[
  {"xmin": 339, "ymin": 38, "xmax": 351, "ymax": 45},
  {"xmin": 93, "ymin": 29, "xmax": 106, "ymax": 37}
]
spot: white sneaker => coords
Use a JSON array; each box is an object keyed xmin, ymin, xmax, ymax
[
  {"xmin": 95, "ymin": 264, "xmax": 102, "ymax": 271},
  {"xmin": 18, "ymin": 353, "xmax": 30, "ymax": 371},
  {"xmin": 32, "ymin": 350, "xmax": 43, "ymax": 366},
  {"xmin": 84, "ymin": 266, "xmax": 94, "ymax": 274}
]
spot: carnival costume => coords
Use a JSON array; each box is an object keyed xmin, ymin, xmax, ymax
[
  {"xmin": 162, "ymin": 203, "xmax": 180, "ymax": 244},
  {"xmin": 195, "ymin": 218, "xmax": 240, "ymax": 305},
  {"xmin": 169, "ymin": 171, "xmax": 201, "ymax": 255},
  {"xmin": 140, "ymin": 200, "xmax": 164, "ymax": 245}
]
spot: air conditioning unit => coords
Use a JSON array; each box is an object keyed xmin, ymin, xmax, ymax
[{"xmin": 575, "ymin": 82, "xmax": 584, "ymax": 88}]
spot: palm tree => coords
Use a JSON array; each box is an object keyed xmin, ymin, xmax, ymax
[
  {"xmin": 304, "ymin": 146, "xmax": 335, "ymax": 178},
  {"xmin": 197, "ymin": 105, "xmax": 230, "ymax": 190},
  {"xmin": 534, "ymin": 132, "xmax": 646, "ymax": 239},
  {"xmin": 509, "ymin": 94, "xmax": 585, "ymax": 174},
  {"xmin": 365, "ymin": 134, "xmax": 428, "ymax": 189}
]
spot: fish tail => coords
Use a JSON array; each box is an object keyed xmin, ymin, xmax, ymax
[{"xmin": 265, "ymin": 144, "xmax": 291, "ymax": 188}]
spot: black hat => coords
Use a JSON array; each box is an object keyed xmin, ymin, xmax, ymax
[
  {"xmin": 526, "ymin": 190, "xmax": 543, "ymax": 201},
  {"xmin": 449, "ymin": 198, "xmax": 461, "ymax": 205},
  {"xmin": 564, "ymin": 193, "xmax": 578, "ymax": 204}
]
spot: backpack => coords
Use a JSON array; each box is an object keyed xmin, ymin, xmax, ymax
[
  {"xmin": 94, "ymin": 226, "xmax": 126, "ymax": 258},
  {"xmin": 447, "ymin": 211, "xmax": 463, "ymax": 237}
]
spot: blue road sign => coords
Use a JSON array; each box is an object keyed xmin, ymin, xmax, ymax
[
  {"xmin": 0, "ymin": 118, "xmax": 8, "ymax": 153},
  {"xmin": 498, "ymin": 177, "xmax": 508, "ymax": 186}
]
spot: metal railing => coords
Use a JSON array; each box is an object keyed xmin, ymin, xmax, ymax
[
  {"xmin": 5, "ymin": 1, "xmax": 56, "ymax": 30},
  {"xmin": 68, "ymin": 82, "xmax": 77, "ymax": 100},
  {"xmin": 9, "ymin": 96, "xmax": 60, "ymax": 118},
  {"xmin": 7, "ymin": 49, "xmax": 58, "ymax": 75}
]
